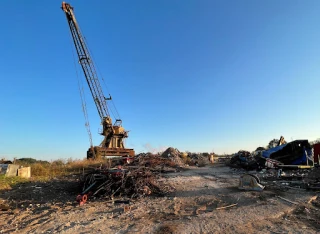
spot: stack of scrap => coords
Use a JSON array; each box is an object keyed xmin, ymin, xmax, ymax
[
  {"xmin": 229, "ymin": 151, "xmax": 258, "ymax": 170},
  {"xmin": 160, "ymin": 147, "xmax": 185, "ymax": 166},
  {"xmin": 188, "ymin": 153, "xmax": 210, "ymax": 167},
  {"xmin": 262, "ymin": 140, "xmax": 313, "ymax": 166},
  {"xmin": 76, "ymin": 166, "xmax": 173, "ymax": 205},
  {"xmin": 135, "ymin": 153, "xmax": 179, "ymax": 169},
  {"xmin": 305, "ymin": 167, "xmax": 320, "ymax": 190},
  {"xmin": 228, "ymin": 140, "xmax": 315, "ymax": 170}
]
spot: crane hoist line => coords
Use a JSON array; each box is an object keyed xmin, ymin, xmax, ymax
[{"xmin": 61, "ymin": 2, "xmax": 135, "ymax": 159}]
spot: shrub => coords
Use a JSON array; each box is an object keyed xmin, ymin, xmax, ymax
[{"xmin": 30, "ymin": 163, "xmax": 50, "ymax": 177}]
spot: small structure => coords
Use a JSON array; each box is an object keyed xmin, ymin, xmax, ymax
[
  {"xmin": 0, "ymin": 164, "xmax": 31, "ymax": 178},
  {"xmin": 3, "ymin": 164, "xmax": 20, "ymax": 177},
  {"xmin": 18, "ymin": 167, "xmax": 31, "ymax": 178}
]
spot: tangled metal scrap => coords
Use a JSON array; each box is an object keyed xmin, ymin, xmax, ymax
[{"xmin": 76, "ymin": 165, "xmax": 172, "ymax": 205}]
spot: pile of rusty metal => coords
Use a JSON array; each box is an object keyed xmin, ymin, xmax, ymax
[
  {"xmin": 229, "ymin": 139, "xmax": 316, "ymax": 170},
  {"xmin": 229, "ymin": 150, "xmax": 259, "ymax": 170},
  {"xmin": 236, "ymin": 166, "xmax": 320, "ymax": 193},
  {"xmin": 76, "ymin": 165, "xmax": 173, "ymax": 205},
  {"xmin": 257, "ymin": 167, "xmax": 320, "ymax": 192},
  {"xmin": 160, "ymin": 147, "xmax": 185, "ymax": 166},
  {"xmin": 135, "ymin": 153, "xmax": 180, "ymax": 169},
  {"xmin": 187, "ymin": 153, "xmax": 210, "ymax": 167}
]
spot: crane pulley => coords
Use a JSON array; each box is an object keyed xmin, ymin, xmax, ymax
[{"xmin": 62, "ymin": 2, "xmax": 135, "ymax": 159}]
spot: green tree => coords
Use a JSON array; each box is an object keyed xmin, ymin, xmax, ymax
[{"xmin": 267, "ymin": 139, "xmax": 278, "ymax": 149}]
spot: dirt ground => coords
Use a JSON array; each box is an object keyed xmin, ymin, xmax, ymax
[{"xmin": 0, "ymin": 165, "xmax": 319, "ymax": 234}]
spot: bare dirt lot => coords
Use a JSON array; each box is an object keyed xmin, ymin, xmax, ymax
[{"xmin": 1, "ymin": 165, "xmax": 319, "ymax": 234}]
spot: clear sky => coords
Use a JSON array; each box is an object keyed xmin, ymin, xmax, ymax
[{"xmin": 0, "ymin": 0, "xmax": 319, "ymax": 160}]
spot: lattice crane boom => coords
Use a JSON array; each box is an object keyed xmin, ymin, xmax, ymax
[
  {"xmin": 62, "ymin": 2, "xmax": 109, "ymax": 120},
  {"xmin": 62, "ymin": 2, "xmax": 135, "ymax": 159}
]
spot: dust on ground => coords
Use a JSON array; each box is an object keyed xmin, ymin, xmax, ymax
[{"xmin": 0, "ymin": 165, "xmax": 319, "ymax": 234}]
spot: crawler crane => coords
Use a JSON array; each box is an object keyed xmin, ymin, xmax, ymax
[{"xmin": 62, "ymin": 2, "xmax": 135, "ymax": 159}]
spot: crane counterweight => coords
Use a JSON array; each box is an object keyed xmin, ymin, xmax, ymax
[{"xmin": 62, "ymin": 2, "xmax": 135, "ymax": 159}]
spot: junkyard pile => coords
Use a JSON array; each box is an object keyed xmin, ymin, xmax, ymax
[
  {"xmin": 160, "ymin": 147, "xmax": 185, "ymax": 166},
  {"xmin": 77, "ymin": 150, "xmax": 182, "ymax": 205},
  {"xmin": 226, "ymin": 138, "xmax": 320, "ymax": 195},
  {"xmin": 80, "ymin": 167, "xmax": 172, "ymax": 199},
  {"xmin": 229, "ymin": 139, "xmax": 315, "ymax": 170}
]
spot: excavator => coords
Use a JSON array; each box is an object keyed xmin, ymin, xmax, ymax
[{"xmin": 62, "ymin": 2, "xmax": 135, "ymax": 159}]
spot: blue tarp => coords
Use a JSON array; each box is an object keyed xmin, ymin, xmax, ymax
[
  {"xmin": 261, "ymin": 140, "xmax": 313, "ymax": 165},
  {"xmin": 262, "ymin": 144, "xmax": 286, "ymax": 158}
]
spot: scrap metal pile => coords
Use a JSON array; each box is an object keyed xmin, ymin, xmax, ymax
[
  {"xmin": 254, "ymin": 167, "xmax": 320, "ymax": 192},
  {"xmin": 137, "ymin": 152, "xmax": 181, "ymax": 169},
  {"xmin": 229, "ymin": 150, "xmax": 258, "ymax": 170},
  {"xmin": 229, "ymin": 138, "xmax": 315, "ymax": 170},
  {"xmin": 76, "ymin": 155, "xmax": 178, "ymax": 205},
  {"xmin": 188, "ymin": 153, "xmax": 210, "ymax": 166},
  {"xmin": 160, "ymin": 147, "xmax": 185, "ymax": 166}
]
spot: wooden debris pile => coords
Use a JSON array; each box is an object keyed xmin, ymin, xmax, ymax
[
  {"xmin": 76, "ymin": 166, "xmax": 173, "ymax": 205},
  {"xmin": 135, "ymin": 154, "xmax": 179, "ymax": 169},
  {"xmin": 160, "ymin": 147, "xmax": 185, "ymax": 166}
]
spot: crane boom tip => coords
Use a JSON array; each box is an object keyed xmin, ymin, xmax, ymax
[{"xmin": 61, "ymin": 2, "xmax": 72, "ymax": 12}]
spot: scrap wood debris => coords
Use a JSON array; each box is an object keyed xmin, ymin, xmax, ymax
[
  {"xmin": 76, "ymin": 147, "xmax": 187, "ymax": 205},
  {"xmin": 134, "ymin": 147, "xmax": 213, "ymax": 168},
  {"xmin": 160, "ymin": 147, "xmax": 185, "ymax": 166},
  {"xmin": 277, "ymin": 196, "xmax": 299, "ymax": 205},
  {"xmin": 229, "ymin": 150, "xmax": 258, "ymax": 170},
  {"xmin": 76, "ymin": 166, "xmax": 174, "ymax": 205},
  {"xmin": 216, "ymin": 203, "xmax": 238, "ymax": 210},
  {"xmin": 135, "ymin": 153, "xmax": 180, "ymax": 169}
]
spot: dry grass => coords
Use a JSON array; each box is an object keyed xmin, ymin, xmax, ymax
[
  {"xmin": 0, "ymin": 158, "xmax": 107, "ymax": 191},
  {"xmin": 0, "ymin": 175, "xmax": 29, "ymax": 190},
  {"xmin": 15, "ymin": 158, "xmax": 107, "ymax": 177}
]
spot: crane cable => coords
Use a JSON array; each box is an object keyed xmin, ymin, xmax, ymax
[
  {"xmin": 83, "ymin": 36, "xmax": 122, "ymax": 122},
  {"xmin": 68, "ymin": 34, "xmax": 94, "ymax": 149},
  {"xmin": 84, "ymin": 36, "xmax": 120, "ymax": 120}
]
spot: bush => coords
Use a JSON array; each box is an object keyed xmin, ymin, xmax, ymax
[
  {"xmin": 51, "ymin": 159, "xmax": 65, "ymax": 167},
  {"xmin": 30, "ymin": 163, "xmax": 50, "ymax": 177},
  {"xmin": 16, "ymin": 158, "xmax": 37, "ymax": 164}
]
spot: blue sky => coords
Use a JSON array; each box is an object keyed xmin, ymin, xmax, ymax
[{"xmin": 0, "ymin": 1, "xmax": 319, "ymax": 160}]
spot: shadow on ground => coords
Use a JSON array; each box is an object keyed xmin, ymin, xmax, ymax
[{"xmin": 0, "ymin": 176, "xmax": 81, "ymax": 209}]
